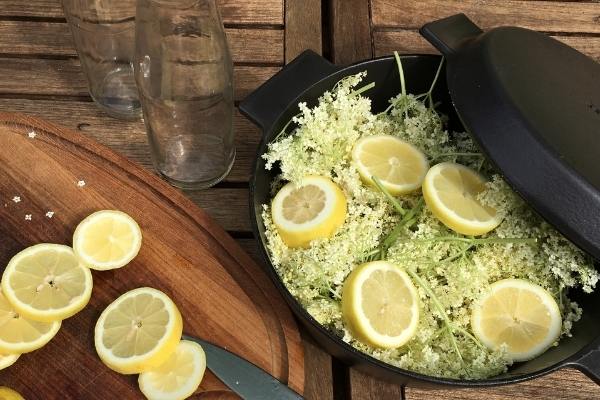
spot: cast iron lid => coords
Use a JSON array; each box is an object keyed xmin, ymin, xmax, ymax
[{"xmin": 420, "ymin": 14, "xmax": 600, "ymax": 261}]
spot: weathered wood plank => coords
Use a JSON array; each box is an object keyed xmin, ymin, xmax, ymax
[
  {"xmin": 0, "ymin": 21, "xmax": 284, "ymax": 64},
  {"xmin": 0, "ymin": 99, "xmax": 260, "ymax": 183},
  {"xmin": 303, "ymin": 335, "xmax": 335, "ymax": 400},
  {"xmin": 349, "ymin": 369, "xmax": 404, "ymax": 400},
  {"xmin": 373, "ymin": 29, "xmax": 600, "ymax": 62},
  {"xmin": 329, "ymin": 0, "xmax": 372, "ymax": 64},
  {"xmin": 285, "ymin": 0, "xmax": 322, "ymax": 62},
  {"xmin": 371, "ymin": 0, "xmax": 600, "ymax": 33},
  {"xmin": 406, "ymin": 369, "xmax": 600, "ymax": 399},
  {"xmin": 187, "ymin": 188, "xmax": 251, "ymax": 232},
  {"xmin": 0, "ymin": 0, "xmax": 284, "ymax": 25},
  {"xmin": 0, "ymin": 58, "xmax": 279, "ymax": 101}
]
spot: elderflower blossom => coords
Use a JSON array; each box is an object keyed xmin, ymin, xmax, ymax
[{"xmin": 262, "ymin": 71, "xmax": 599, "ymax": 379}]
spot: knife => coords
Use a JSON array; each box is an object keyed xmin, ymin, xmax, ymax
[{"xmin": 182, "ymin": 334, "xmax": 304, "ymax": 400}]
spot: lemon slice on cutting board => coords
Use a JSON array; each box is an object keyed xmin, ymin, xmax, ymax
[
  {"xmin": 471, "ymin": 279, "xmax": 562, "ymax": 362},
  {"xmin": 0, "ymin": 290, "xmax": 61, "ymax": 353},
  {"xmin": 422, "ymin": 162, "xmax": 501, "ymax": 236},
  {"xmin": 1, "ymin": 244, "xmax": 93, "ymax": 322},
  {"xmin": 342, "ymin": 261, "xmax": 419, "ymax": 349},
  {"xmin": 271, "ymin": 176, "xmax": 347, "ymax": 248},
  {"xmin": 73, "ymin": 210, "xmax": 142, "ymax": 271},
  {"xmin": 138, "ymin": 340, "xmax": 206, "ymax": 400},
  {"xmin": 352, "ymin": 135, "xmax": 429, "ymax": 195},
  {"xmin": 0, "ymin": 387, "xmax": 25, "ymax": 400},
  {"xmin": 0, "ymin": 353, "xmax": 19, "ymax": 371},
  {"xmin": 94, "ymin": 287, "xmax": 183, "ymax": 375}
]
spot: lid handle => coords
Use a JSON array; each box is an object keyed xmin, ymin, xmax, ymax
[{"xmin": 420, "ymin": 13, "xmax": 483, "ymax": 56}]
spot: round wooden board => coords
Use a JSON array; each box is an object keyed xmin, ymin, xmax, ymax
[{"xmin": 0, "ymin": 113, "xmax": 304, "ymax": 399}]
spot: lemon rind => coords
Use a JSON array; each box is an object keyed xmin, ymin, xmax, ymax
[
  {"xmin": 471, "ymin": 278, "xmax": 562, "ymax": 362},
  {"xmin": 1, "ymin": 244, "xmax": 93, "ymax": 322},
  {"xmin": 73, "ymin": 210, "xmax": 142, "ymax": 271},
  {"xmin": 94, "ymin": 287, "xmax": 183, "ymax": 375},
  {"xmin": 138, "ymin": 340, "xmax": 206, "ymax": 400}
]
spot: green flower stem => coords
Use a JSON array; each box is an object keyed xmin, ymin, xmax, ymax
[
  {"xmin": 404, "ymin": 268, "xmax": 463, "ymax": 362},
  {"xmin": 426, "ymin": 58, "xmax": 445, "ymax": 108},
  {"xmin": 350, "ymin": 82, "xmax": 375, "ymax": 97},
  {"xmin": 453, "ymin": 325, "xmax": 486, "ymax": 350},
  {"xmin": 394, "ymin": 51, "xmax": 406, "ymax": 96},
  {"xmin": 372, "ymin": 176, "xmax": 406, "ymax": 216}
]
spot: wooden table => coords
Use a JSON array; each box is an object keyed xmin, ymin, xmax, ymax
[{"xmin": 1, "ymin": 0, "xmax": 600, "ymax": 398}]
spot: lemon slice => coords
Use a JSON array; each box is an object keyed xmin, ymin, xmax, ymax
[
  {"xmin": 352, "ymin": 135, "xmax": 429, "ymax": 195},
  {"xmin": 271, "ymin": 176, "xmax": 347, "ymax": 248},
  {"xmin": 422, "ymin": 162, "xmax": 501, "ymax": 236},
  {"xmin": 0, "ymin": 290, "xmax": 61, "ymax": 353},
  {"xmin": 138, "ymin": 340, "xmax": 206, "ymax": 400},
  {"xmin": 471, "ymin": 279, "xmax": 562, "ymax": 362},
  {"xmin": 1, "ymin": 244, "xmax": 93, "ymax": 322},
  {"xmin": 0, "ymin": 353, "xmax": 19, "ymax": 371},
  {"xmin": 342, "ymin": 261, "xmax": 419, "ymax": 348},
  {"xmin": 73, "ymin": 210, "xmax": 142, "ymax": 271},
  {"xmin": 0, "ymin": 387, "xmax": 24, "ymax": 400},
  {"xmin": 94, "ymin": 287, "xmax": 183, "ymax": 374}
]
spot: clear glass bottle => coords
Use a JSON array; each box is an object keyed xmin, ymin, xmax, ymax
[
  {"xmin": 134, "ymin": 0, "xmax": 235, "ymax": 189},
  {"xmin": 62, "ymin": 0, "xmax": 141, "ymax": 120}
]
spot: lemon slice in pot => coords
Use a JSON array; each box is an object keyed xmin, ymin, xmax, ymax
[
  {"xmin": 1, "ymin": 244, "xmax": 93, "ymax": 322},
  {"xmin": 271, "ymin": 176, "xmax": 347, "ymax": 248},
  {"xmin": 138, "ymin": 340, "xmax": 206, "ymax": 400},
  {"xmin": 352, "ymin": 135, "xmax": 429, "ymax": 195},
  {"xmin": 471, "ymin": 278, "xmax": 562, "ymax": 362},
  {"xmin": 94, "ymin": 287, "xmax": 183, "ymax": 375},
  {"xmin": 422, "ymin": 162, "xmax": 501, "ymax": 236},
  {"xmin": 342, "ymin": 261, "xmax": 419, "ymax": 349}
]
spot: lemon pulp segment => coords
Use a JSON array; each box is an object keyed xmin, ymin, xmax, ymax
[
  {"xmin": 0, "ymin": 290, "xmax": 61, "ymax": 353},
  {"xmin": 138, "ymin": 340, "xmax": 206, "ymax": 400},
  {"xmin": 2, "ymin": 244, "xmax": 93, "ymax": 322},
  {"xmin": 271, "ymin": 176, "xmax": 347, "ymax": 248},
  {"xmin": 352, "ymin": 135, "xmax": 429, "ymax": 195},
  {"xmin": 342, "ymin": 261, "xmax": 419, "ymax": 348},
  {"xmin": 94, "ymin": 287, "xmax": 183, "ymax": 374},
  {"xmin": 73, "ymin": 210, "xmax": 142, "ymax": 271},
  {"xmin": 422, "ymin": 162, "xmax": 501, "ymax": 235},
  {"xmin": 471, "ymin": 279, "xmax": 562, "ymax": 361}
]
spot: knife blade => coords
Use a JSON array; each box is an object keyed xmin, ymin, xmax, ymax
[{"xmin": 182, "ymin": 334, "xmax": 303, "ymax": 400}]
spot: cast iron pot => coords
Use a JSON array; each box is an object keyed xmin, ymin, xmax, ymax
[{"xmin": 239, "ymin": 53, "xmax": 600, "ymax": 389}]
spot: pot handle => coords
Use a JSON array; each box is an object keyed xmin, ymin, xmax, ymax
[
  {"xmin": 239, "ymin": 50, "xmax": 338, "ymax": 131},
  {"xmin": 420, "ymin": 13, "xmax": 483, "ymax": 56},
  {"xmin": 567, "ymin": 336, "xmax": 600, "ymax": 385}
]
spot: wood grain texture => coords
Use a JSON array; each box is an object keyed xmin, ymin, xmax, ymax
[
  {"xmin": 329, "ymin": 0, "xmax": 373, "ymax": 64},
  {"xmin": 0, "ymin": 112, "xmax": 303, "ymax": 398},
  {"xmin": 0, "ymin": 99, "xmax": 260, "ymax": 184},
  {"xmin": 0, "ymin": 21, "xmax": 284, "ymax": 65},
  {"xmin": 371, "ymin": 0, "xmax": 600, "ymax": 33},
  {"xmin": 302, "ymin": 335, "xmax": 335, "ymax": 400},
  {"xmin": 285, "ymin": 0, "xmax": 322, "ymax": 62},
  {"xmin": 0, "ymin": 0, "xmax": 284, "ymax": 25},
  {"xmin": 373, "ymin": 29, "xmax": 600, "ymax": 62},
  {"xmin": 349, "ymin": 369, "xmax": 404, "ymax": 400},
  {"xmin": 406, "ymin": 368, "xmax": 600, "ymax": 399},
  {"xmin": 0, "ymin": 58, "xmax": 279, "ymax": 101}
]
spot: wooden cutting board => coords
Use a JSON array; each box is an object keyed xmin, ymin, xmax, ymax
[{"xmin": 0, "ymin": 113, "xmax": 304, "ymax": 399}]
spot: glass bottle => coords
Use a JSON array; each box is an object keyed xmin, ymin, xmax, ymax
[
  {"xmin": 134, "ymin": 0, "xmax": 235, "ymax": 189},
  {"xmin": 62, "ymin": 0, "xmax": 141, "ymax": 120}
]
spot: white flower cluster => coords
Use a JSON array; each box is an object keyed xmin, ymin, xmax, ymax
[{"xmin": 262, "ymin": 71, "xmax": 599, "ymax": 379}]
